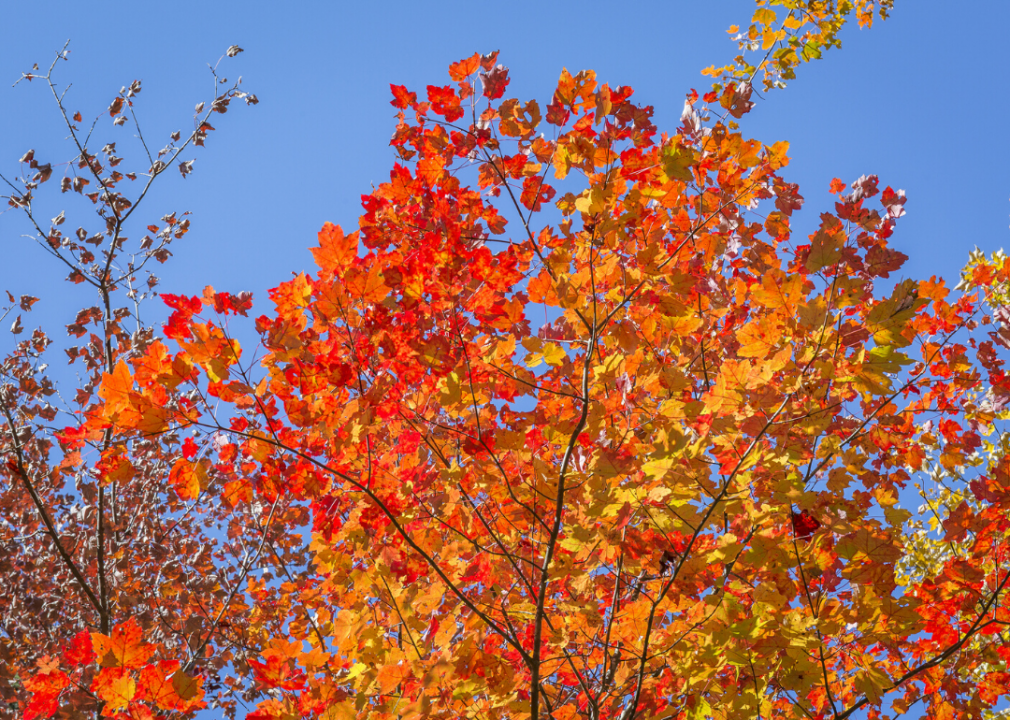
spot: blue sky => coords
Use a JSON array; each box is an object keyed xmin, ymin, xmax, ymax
[{"xmin": 2, "ymin": 0, "xmax": 1006, "ymax": 336}]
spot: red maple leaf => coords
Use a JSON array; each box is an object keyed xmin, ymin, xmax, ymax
[{"xmin": 791, "ymin": 509, "xmax": 821, "ymax": 542}]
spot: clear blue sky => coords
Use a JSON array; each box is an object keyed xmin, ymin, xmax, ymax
[{"xmin": 1, "ymin": 0, "xmax": 1006, "ymax": 334}]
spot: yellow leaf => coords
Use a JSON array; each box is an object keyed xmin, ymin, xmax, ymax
[
  {"xmin": 783, "ymin": 15, "xmax": 803, "ymax": 30},
  {"xmin": 320, "ymin": 701, "xmax": 358, "ymax": 720},
  {"xmin": 438, "ymin": 370, "xmax": 463, "ymax": 406},
  {"xmin": 345, "ymin": 663, "xmax": 369, "ymax": 682},
  {"xmin": 541, "ymin": 342, "xmax": 567, "ymax": 366},
  {"xmin": 852, "ymin": 665, "xmax": 892, "ymax": 705},
  {"xmin": 642, "ymin": 456, "xmax": 675, "ymax": 480},
  {"xmin": 749, "ymin": 270, "xmax": 806, "ymax": 311},
  {"xmin": 661, "ymin": 143, "xmax": 696, "ymax": 182},
  {"xmin": 290, "ymin": 273, "xmax": 313, "ymax": 307},
  {"xmin": 172, "ymin": 670, "xmax": 203, "ymax": 701}
]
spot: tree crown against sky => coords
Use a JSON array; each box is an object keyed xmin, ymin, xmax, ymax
[{"xmin": 7, "ymin": 2, "xmax": 1010, "ymax": 720}]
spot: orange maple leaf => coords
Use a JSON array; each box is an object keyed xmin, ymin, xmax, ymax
[
  {"xmin": 92, "ymin": 618, "xmax": 155, "ymax": 669},
  {"xmin": 98, "ymin": 360, "xmax": 134, "ymax": 419},
  {"xmin": 92, "ymin": 667, "xmax": 136, "ymax": 712}
]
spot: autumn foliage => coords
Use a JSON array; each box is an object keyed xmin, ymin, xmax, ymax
[{"xmin": 12, "ymin": 2, "xmax": 1010, "ymax": 720}]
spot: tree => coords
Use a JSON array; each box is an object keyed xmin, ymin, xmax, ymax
[
  {"xmin": 0, "ymin": 45, "xmax": 294, "ymax": 719},
  {"xmin": 18, "ymin": 2, "xmax": 1010, "ymax": 719}
]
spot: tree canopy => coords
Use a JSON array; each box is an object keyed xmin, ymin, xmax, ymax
[{"xmin": 9, "ymin": 3, "xmax": 1010, "ymax": 720}]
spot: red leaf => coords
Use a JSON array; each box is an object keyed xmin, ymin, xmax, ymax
[
  {"xmin": 389, "ymin": 84, "xmax": 417, "ymax": 110},
  {"xmin": 64, "ymin": 630, "xmax": 95, "ymax": 666},
  {"xmin": 546, "ymin": 97, "xmax": 569, "ymax": 126},
  {"xmin": 480, "ymin": 65, "xmax": 510, "ymax": 100},
  {"xmin": 791, "ymin": 510, "xmax": 821, "ymax": 542},
  {"xmin": 23, "ymin": 671, "xmax": 70, "ymax": 720},
  {"xmin": 426, "ymin": 85, "xmax": 464, "ymax": 122}
]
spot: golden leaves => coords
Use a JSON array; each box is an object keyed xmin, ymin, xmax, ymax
[
  {"xmin": 522, "ymin": 339, "xmax": 567, "ymax": 368},
  {"xmin": 660, "ymin": 142, "xmax": 697, "ymax": 183},
  {"xmin": 736, "ymin": 319, "xmax": 784, "ymax": 359},
  {"xmin": 343, "ymin": 263, "xmax": 389, "ymax": 303},
  {"xmin": 711, "ymin": 0, "xmax": 895, "ymax": 94},
  {"xmin": 498, "ymin": 99, "xmax": 542, "ymax": 139},
  {"xmin": 554, "ymin": 68, "xmax": 598, "ymax": 113}
]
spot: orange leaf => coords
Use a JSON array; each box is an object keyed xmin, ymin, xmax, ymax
[
  {"xmin": 92, "ymin": 667, "xmax": 136, "ymax": 712},
  {"xmin": 137, "ymin": 660, "xmax": 182, "ymax": 709},
  {"xmin": 97, "ymin": 450, "xmax": 136, "ymax": 485},
  {"xmin": 36, "ymin": 655, "xmax": 60, "ymax": 674},
  {"xmin": 169, "ymin": 457, "xmax": 209, "ymax": 500},
  {"xmin": 136, "ymin": 662, "xmax": 205, "ymax": 712},
  {"xmin": 448, "ymin": 53, "xmax": 480, "ymax": 81},
  {"xmin": 171, "ymin": 670, "xmax": 205, "ymax": 709},
  {"xmin": 311, "ymin": 223, "xmax": 359, "ymax": 275},
  {"xmin": 343, "ymin": 264, "xmax": 388, "ymax": 303},
  {"xmin": 417, "ymin": 154, "xmax": 446, "ymax": 186},
  {"xmin": 98, "ymin": 361, "xmax": 134, "ymax": 419},
  {"xmin": 92, "ymin": 617, "xmax": 154, "ymax": 669},
  {"xmin": 376, "ymin": 662, "xmax": 413, "ymax": 694}
]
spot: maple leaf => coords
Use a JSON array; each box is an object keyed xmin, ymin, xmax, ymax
[
  {"xmin": 23, "ymin": 671, "xmax": 70, "ymax": 720},
  {"xmin": 92, "ymin": 667, "xmax": 136, "ymax": 712},
  {"xmin": 389, "ymin": 84, "xmax": 417, "ymax": 109},
  {"xmin": 480, "ymin": 64, "xmax": 510, "ymax": 100},
  {"xmin": 169, "ymin": 457, "xmax": 209, "ymax": 499},
  {"xmin": 92, "ymin": 618, "xmax": 155, "ymax": 669},
  {"xmin": 426, "ymin": 85, "xmax": 464, "ymax": 122},
  {"xmin": 98, "ymin": 360, "xmax": 134, "ymax": 419},
  {"xmin": 64, "ymin": 630, "xmax": 96, "ymax": 665},
  {"xmin": 448, "ymin": 53, "xmax": 481, "ymax": 81},
  {"xmin": 312, "ymin": 222, "xmax": 359, "ymax": 274},
  {"xmin": 249, "ymin": 656, "xmax": 306, "ymax": 691},
  {"xmin": 791, "ymin": 509, "xmax": 821, "ymax": 542}
]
